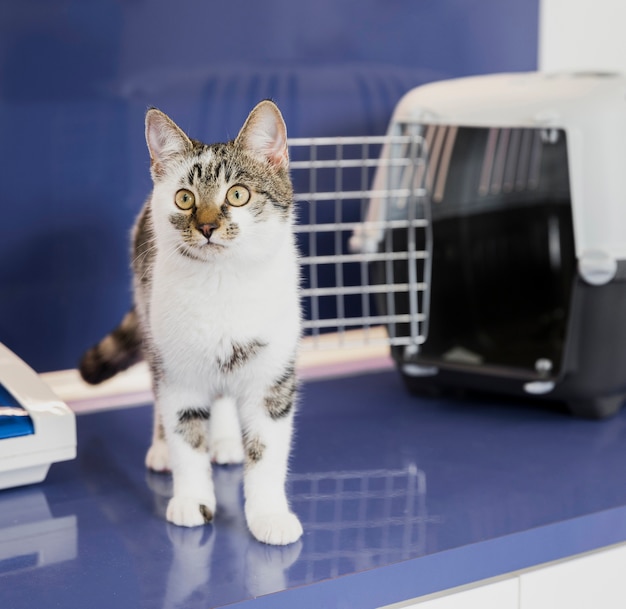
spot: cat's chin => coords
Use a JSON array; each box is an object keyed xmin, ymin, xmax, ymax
[{"xmin": 177, "ymin": 242, "xmax": 226, "ymax": 261}]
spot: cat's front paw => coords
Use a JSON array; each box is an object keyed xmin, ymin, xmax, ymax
[
  {"xmin": 246, "ymin": 510, "xmax": 303, "ymax": 546},
  {"xmin": 211, "ymin": 436, "xmax": 245, "ymax": 465},
  {"xmin": 167, "ymin": 496, "xmax": 216, "ymax": 528},
  {"xmin": 145, "ymin": 440, "xmax": 170, "ymax": 472}
]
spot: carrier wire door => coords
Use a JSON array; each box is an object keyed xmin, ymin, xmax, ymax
[{"xmin": 288, "ymin": 134, "xmax": 431, "ymax": 354}]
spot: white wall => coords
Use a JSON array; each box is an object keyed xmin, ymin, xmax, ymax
[{"xmin": 539, "ymin": 0, "xmax": 626, "ymax": 73}]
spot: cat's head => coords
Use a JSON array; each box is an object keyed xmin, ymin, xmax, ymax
[{"xmin": 145, "ymin": 100, "xmax": 293, "ymax": 263}]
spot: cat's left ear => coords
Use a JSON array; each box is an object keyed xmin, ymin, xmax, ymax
[
  {"xmin": 145, "ymin": 108, "xmax": 193, "ymax": 178},
  {"xmin": 236, "ymin": 100, "xmax": 288, "ymax": 169}
]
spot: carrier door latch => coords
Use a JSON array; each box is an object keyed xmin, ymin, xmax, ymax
[{"xmin": 578, "ymin": 250, "xmax": 617, "ymax": 286}]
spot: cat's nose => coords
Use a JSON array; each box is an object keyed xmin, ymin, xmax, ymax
[{"xmin": 198, "ymin": 223, "xmax": 218, "ymax": 241}]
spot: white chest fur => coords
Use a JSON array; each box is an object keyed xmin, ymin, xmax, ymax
[{"xmin": 149, "ymin": 236, "xmax": 300, "ymax": 392}]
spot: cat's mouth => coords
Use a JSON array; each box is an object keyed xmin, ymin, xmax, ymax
[
  {"xmin": 192, "ymin": 230, "xmax": 226, "ymax": 249},
  {"xmin": 197, "ymin": 230, "xmax": 226, "ymax": 250},
  {"xmin": 178, "ymin": 241, "xmax": 225, "ymax": 261},
  {"xmin": 200, "ymin": 239, "xmax": 224, "ymax": 248}
]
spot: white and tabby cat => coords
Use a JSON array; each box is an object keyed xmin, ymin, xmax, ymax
[{"xmin": 80, "ymin": 101, "xmax": 302, "ymax": 546}]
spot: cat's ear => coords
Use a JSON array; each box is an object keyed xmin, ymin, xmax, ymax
[
  {"xmin": 145, "ymin": 109, "xmax": 192, "ymax": 178},
  {"xmin": 236, "ymin": 100, "xmax": 288, "ymax": 169}
]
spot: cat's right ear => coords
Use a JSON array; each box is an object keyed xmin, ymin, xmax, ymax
[
  {"xmin": 236, "ymin": 100, "xmax": 289, "ymax": 169},
  {"xmin": 145, "ymin": 109, "xmax": 192, "ymax": 179}
]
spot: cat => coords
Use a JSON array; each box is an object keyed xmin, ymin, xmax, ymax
[{"xmin": 79, "ymin": 100, "xmax": 303, "ymax": 546}]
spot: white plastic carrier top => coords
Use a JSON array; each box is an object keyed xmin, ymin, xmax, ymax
[{"xmin": 388, "ymin": 71, "xmax": 626, "ymax": 267}]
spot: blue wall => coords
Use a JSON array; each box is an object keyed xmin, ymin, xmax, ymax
[{"xmin": 0, "ymin": 0, "xmax": 539, "ymax": 371}]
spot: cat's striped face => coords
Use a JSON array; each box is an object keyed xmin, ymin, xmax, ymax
[{"xmin": 146, "ymin": 102, "xmax": 293, "ymax": 262}]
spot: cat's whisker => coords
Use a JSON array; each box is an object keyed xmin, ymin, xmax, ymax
[
  {"xmin": 160, "ymin": 243, "xmax": 184, "ymax": 268},
  {"xmin": 134, "ymin": 242, "xmax": 160, "ymax": 284},
  {"xmin": 132, "ymin": 240, "xmax": 158, "ymax": 266}
]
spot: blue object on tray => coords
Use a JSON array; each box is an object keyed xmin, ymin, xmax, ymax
[{"xmin": 0, "ymin": 384, "xmax": 34, "ymax": 440}]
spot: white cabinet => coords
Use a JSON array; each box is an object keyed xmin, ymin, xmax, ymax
[
  {"xmin": 381, "ymin": 542, "xmax": 626, "ymax": 609},
  {"xmin": 519, "ymin": 544, "xmax": 626, "ymax": 609},
  {"xmin": 390, "ymin": 577, "xmax": 519, "ymax": 609}
]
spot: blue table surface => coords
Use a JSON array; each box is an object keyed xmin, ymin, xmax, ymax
[{"xmin": 2, "ymin": 369, "xmax": 626, "ymax": 609}]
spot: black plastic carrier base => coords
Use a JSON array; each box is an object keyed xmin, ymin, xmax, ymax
[
  {"xmin": 379, "ymin": 220, "xmax": 626, "ymax": 419},
  {"xmin": 372, "ymin": 123, "xmax": 626, "ymax": 419}
]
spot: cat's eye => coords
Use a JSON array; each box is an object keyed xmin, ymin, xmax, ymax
[
  {"xmin": 226, "ymin": 185, "xmax": 251, "ymax": 207},
  {"xmin": 175, "ymin": 189, "xmax": 195, "ymax": 210}
]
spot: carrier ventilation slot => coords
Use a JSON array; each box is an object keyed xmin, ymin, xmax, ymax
[
  {"xmin": 420, "ymin": 125, "xmax": 458, "ymax": 203},
  {"xmin": 289, "ymin": 134, "xmax": 431, "ymax": 352},
  {"xmin": 479, "ymin": 128, "xmax": 544, "ymax": 196}
]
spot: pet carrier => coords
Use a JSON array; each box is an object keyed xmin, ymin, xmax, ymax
[{"xmin": 292, "ymin": 72, "xmax": 626, "ymax": 418}]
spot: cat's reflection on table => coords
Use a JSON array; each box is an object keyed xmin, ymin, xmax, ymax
[{"xmin": 146, "ymin": 465, "xmax": 302, "ymax": 608}]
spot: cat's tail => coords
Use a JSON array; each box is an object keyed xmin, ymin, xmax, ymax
[{"xmin": 79, "ymin": 308, "xmax": 143, "ymax": 385}]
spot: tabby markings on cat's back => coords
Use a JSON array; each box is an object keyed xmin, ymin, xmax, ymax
[
  {"xmin": 175, "ymin": 408, "xmax": 211, "ymax": 451},
  {"xmin": 217, "ymin": 339, "xmax": 267, "ymax": 374},
  {"xmin": 177, "ymin": 408, "xmax": 211, "ymax": 423},
  {"xmin": 265, "ymin": 365, "xmax": 298, "ymax": 420},
  {"xmin": 243, "ymin": 435, "xmax": 266, "ymax": 465}
]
